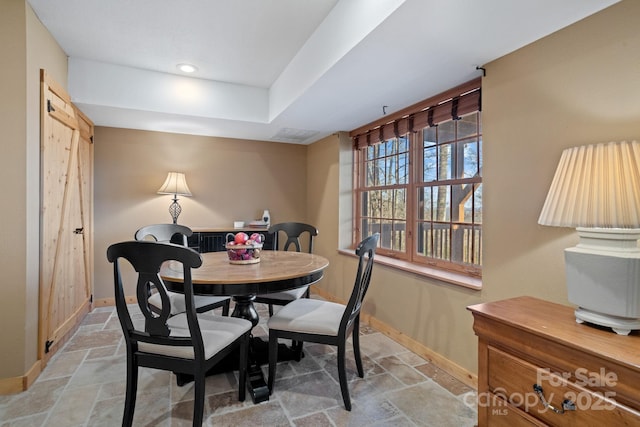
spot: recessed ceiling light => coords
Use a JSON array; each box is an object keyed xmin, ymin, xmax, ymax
[{"xmin": 177, "ymin": 63, "xmax": 197, "ymax": 73}]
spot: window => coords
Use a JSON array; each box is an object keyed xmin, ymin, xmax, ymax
[{"xmin": 352, "ymin": 79, "xmax": 482, "ymax": 278}]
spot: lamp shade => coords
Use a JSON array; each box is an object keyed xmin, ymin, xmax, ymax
[
  {"xmin": 538, "ymin": 140, "xmax": 640, "ymax": 228},
  {"xmin": 157, "ymin": 172, "xmax": 192, "ymax": 196}
]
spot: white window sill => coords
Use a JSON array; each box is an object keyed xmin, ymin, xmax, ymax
[{"xmin": 337, "ymin": 248, "xmax": 482, "ymax": 290}]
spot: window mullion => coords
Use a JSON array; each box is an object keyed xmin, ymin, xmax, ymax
[{"xmin": 407, "ymin": 130, "xmax": 421, "ymax": 262}]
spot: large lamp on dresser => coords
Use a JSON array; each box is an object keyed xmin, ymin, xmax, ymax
[{"xmin": 538, "ymin": 140, "xmax": 640, "ymax": 335}]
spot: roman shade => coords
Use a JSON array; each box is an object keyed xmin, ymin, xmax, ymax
[{"xmin": 351, "ymin": 77, "xmax": 481, "ymax": 149}]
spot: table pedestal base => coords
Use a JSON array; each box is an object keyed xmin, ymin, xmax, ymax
[
  {"xmin": 247, "ymin": 364, "xmax": 270, "ymax": 403},
  {"xmin": 175, "ymin": 337, "xmax": 303, "ymax": 401},
  {"xmin": 231, "ymin": 295, "xmax": 259, "ymax": 327},
  {"xmin": 230, "ymin": 294, "xmax": 269, "ymax": 402}
]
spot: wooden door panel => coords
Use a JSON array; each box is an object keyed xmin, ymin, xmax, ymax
[
  {"xmin": 40, "ymin": 99, "xmax": 75, "ymax": 346},
  {"xmin": 40, "ymin": 70, "xmax": 93, "ymax": 360},
  {"xmin": 49, "ymin": 133, "xmax": 86, "ymax": 344}
]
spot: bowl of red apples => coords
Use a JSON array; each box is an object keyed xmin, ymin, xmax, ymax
[{"xmin": 225, "ymin": 232, "xmax": 264, "ymax": 264}]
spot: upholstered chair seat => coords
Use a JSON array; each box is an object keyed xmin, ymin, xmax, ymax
[
  {"xmin": 267, "ymin": 299, "xmax": 345, "ymax": 336},
  {"xmin": 135, "ymin": 313, "xmax": 251, "ymax": 359}
]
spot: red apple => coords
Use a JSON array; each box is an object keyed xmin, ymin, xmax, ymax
[
  {"xmin": 250, "ymin": 233, "xmax": 262, "ymax": 243},
  {"xmin": 234, "ymin": 232, "xmax": 248, "ymax": 244}
]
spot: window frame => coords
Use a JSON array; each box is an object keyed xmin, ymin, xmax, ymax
[{"xmin": 351, "ymin": 80, "xmax": 482, "ymax": 279}]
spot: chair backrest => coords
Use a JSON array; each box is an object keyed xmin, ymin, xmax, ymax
[
  {"xmin": 106, "ymin": 241, "xmax": 204, "ymax": 353},
  {"xmin": 268, "ymin": 222, "xmax": 318, "ymax": 253},
  {"xmin": 340, "ymin": 233, "xmax": 380, "ymax": 337},
  {"xmin": 134, "ymin": 223, "xmax": 192, "ymax": 246}
]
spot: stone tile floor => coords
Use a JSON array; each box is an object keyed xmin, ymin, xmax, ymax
[{"xmin": 0, "ymin": 302, "xmax": 477, "ymax": 426}]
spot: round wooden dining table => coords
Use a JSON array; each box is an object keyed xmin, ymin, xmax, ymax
[
  {"xmin": 160, "ymin": 250, "xmax": 330, "ymax": 326},
  {"xmin": 160, "ymin": 250, "xmax": 330, "ymax": 403}
]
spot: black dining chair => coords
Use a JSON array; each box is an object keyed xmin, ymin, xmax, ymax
[
  {"xmin": 107, "ymin": 240, "xmax": 251, "ymax": 427},
  {"xmin": 267, "ymin": 233, "xmax": 379, "ymax": 411},
  {"xmin": 135, "ymin": 224, "xmax": 231, "ymax": 316},
  {"xmin": 254, "ymin": 222, "xmax": 319, "ymax": 316}
]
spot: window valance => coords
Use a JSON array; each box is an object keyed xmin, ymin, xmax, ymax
[{"xmin": 351, "ymin": 78, "xmax": 481, "ymax": 150}]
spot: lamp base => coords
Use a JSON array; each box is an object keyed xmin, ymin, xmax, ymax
[
  {"xmin": 565, "ymin": 227, "xmax": 640, "ymax": 335},
  {"xmin": 168, "ymin": 197, "xmax": 182, "ymax": 224},
  {"xmin": 574, "ymin": 307, "xmax": 640, "ymax": 335}
]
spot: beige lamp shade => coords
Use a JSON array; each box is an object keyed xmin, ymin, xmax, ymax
[
  {"xmin": 157, "ymin": 172, "xmax": 192, "ymax": 196},
  {"xmin": 538, "ymin": 140, "xmax": 640, "ymax": 228}
]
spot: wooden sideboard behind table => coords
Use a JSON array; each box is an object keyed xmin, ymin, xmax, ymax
[{"xmin": 187, "ymin": 227, "xmax": 274, "ymax": 253}]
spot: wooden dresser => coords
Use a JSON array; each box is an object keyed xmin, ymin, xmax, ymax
[{"xmin": 468, "ymin": 296, "xmax": 640, "ymax": 426}]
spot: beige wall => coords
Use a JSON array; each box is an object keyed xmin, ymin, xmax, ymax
[
  {"xmin": 306, "ymin": 132, "xmax": 355, "ymax": 300},
  {"xmin": 482, "ymin": 0, "xmax": 640, "ymax": 304},
  {"xmin": 93, "ymin": 127, "xmax": 308, "ymax": 300},
  {"xmin": 0, "ymin": 0, "xmax": 28, "ymax": 380},
  {"xmin": 307, "ymin": 0, "xmax": 640, "ymax": 375},
  {"xmin": 0, "ymin": 0, "xmax": 67, "ymax": 380}
]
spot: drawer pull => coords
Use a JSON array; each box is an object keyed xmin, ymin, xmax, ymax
[{"xmin": 533, "ymin": 384, "xmax": 576, "ymax": 414}]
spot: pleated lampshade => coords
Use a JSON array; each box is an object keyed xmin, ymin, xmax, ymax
[
  {"xmin": 538, "ymin": 140, "xmax": 640, "ymax": 229},
  {"xmin": 157, "ymin": 172, "xmax": 192, "ymax": 197}
]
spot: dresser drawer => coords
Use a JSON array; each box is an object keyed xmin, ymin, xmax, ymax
[
  {"xmin": 486, "ymin": 393, "xmax": 547, "ymax": 427},
  {"xmin": 487, "ymin": 346, "xmax": 640, "ymax": 426}
]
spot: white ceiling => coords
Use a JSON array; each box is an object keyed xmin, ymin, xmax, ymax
[{"xmin": 28, "ymin": 0, "xmax": 619, "ymax": 144}]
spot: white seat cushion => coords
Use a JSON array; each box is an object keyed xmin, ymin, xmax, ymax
[
  {"xmin": 137, "ymin": 313, "xmax": 251, "ymax": 359},
  {"xmin": 257, "ymin": 286, "xmax": 308, "ymax": 303},
  {"xmin": 148, "ymin": 291, "xmax": 229, "ymax": 315},
  {"xmin": 267, "ymin": 298, "xmax": 345, "ymax": 336}
]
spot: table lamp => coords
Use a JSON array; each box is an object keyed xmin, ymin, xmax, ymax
[
  {"xmin": 538, "ymin": 140, "xmax": 640, "ymax": 334},
  {"xmin": 157, "ymin": 172, "xmax": 192, "ymax": 224}
]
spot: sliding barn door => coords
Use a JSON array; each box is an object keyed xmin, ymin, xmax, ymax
[{"xmin": 39, "ymin": 70, "xmax": 94, "ymax": 361}]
